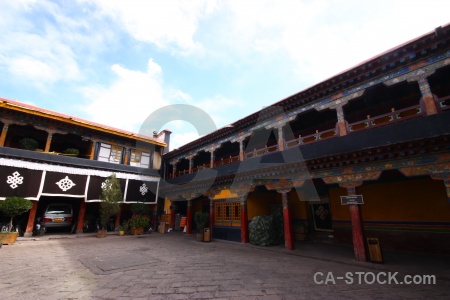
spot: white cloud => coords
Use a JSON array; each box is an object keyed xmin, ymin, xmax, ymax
[
  {"xmin": 190, "ymin": 95, "xmax": 245, "ymax": 127},
  {"xmin": 80, "ymin": 59, "xmax": 170, "ymax": 132},
  {"xmin": 89, "ymin": 0, "xmax": 218, "ymax": 55},
  {"xmin": 0, "ymin": 0, "xmax": 115, "ymax": 89},
  {"xmin": 218, "ymin": 0, "xmax": 450, "ymax": 84}
]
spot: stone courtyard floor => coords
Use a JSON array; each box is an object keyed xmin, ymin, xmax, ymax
[{"xmin": 1, "ymin": 232, "xmax": 449, "ymax": 299}]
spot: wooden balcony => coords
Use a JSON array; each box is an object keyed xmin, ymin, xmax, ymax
[{"xmin": 169, "ymin": 95, "xmax": 448, "ymax": 179}]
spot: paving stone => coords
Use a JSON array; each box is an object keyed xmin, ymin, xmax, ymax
[{"xmin": 1, "ymin": 233, "xmax": 449, "ymax": 299}]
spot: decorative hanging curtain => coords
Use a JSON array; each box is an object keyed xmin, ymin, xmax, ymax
[
  {"xmin": 0, "ymin": 166, "xmax": 44, "ymax": 200},
  {"xmin": 40, "ymin": 171, "xmax": 88, "ymax": 198},
  {"xmin": 125, "ymin": 180, "xmax": 159, "ymax": 203},
  {"xmin": 86, "ymin": 175, "xmax": 127, "ymax": 202}
]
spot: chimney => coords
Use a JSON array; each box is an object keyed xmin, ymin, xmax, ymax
[{"xmin": 157, "ymin": 129, "xmax": 172, "ymax": 154}]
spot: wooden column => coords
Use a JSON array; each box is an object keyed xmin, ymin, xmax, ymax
[
  {"xmin": 44, "ymin": 131, "xmax": 53, "ymax": 152},
  {"xmin": 88, "ymin": 140, "xmax": 97, "ymax": 160},
  {"xmin": 418, "ymin": 77, "xmax": 438, "ymax": 115},
  {"xmin": 277, "ymin": 125, "xmax": 285, "ymax": 151},
  {"xmin": 123, "ymin": 148, "xmax": 130, "ymax": 165},
  {"xmin": 114, "ymin": 205, "xmax": 122, "ymax": 231},
  {"xmin": 239, "ymin": 140, "xmax": 244, "ymax": 161},
  {"xmin": 280, "ymin": 188, "xmax": 294, "ymax": 250},
  {"xmin": 336, "ymin": 105, "xmax": 348, "ymax": 136},
  {"xmin": 343, "ymin": 185, "xmax": 367, "ymax": 262},
  {"xmin": 171, "ymin": 162, "xmax": 177, "ymax": 178},
  {"xmin": 209, "ymin": 196, "xmax": 215, "ymax": 235},
  {"xmin": 76, "ymin": 200, "xmax": 87, "ymax": 233},
  {"xmin": 240, "ymin": 197, "xmax": 248, "ymax": 243},
  {"xmin": 0, "ymin": 122, "xmax": 10, "ymax": 147},
  {"xmin": 24, "ymin": 201, "xmax": 38, "ymax": 237},
  {"xmin": 210, "ymin": 150, "xmax": 215, "ymax": 168},
  {"xmin": 188, "ymin": 157, "xmax": 194, "ymax": 174},
  {"xmin": 186, "ymin": 200, "xmax": 193, "ymax": 234},
  {"xmin": 231, "ymin": 135, "xmax": 249, "ymax": 161}
]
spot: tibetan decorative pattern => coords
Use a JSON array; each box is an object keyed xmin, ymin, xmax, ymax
[
  {"xmin": 139, "ymin": 183, "xmax": 148, "ymax": 195},
  {"xmin": 6, "ymin": 171, "xmax": 23, "ymax": 189},
  {"xmin": 55, "ymin": 176, "xmax": 76, "ymax": 191},
  {"xmin": 101, "ymin": 179, "xmax": 111, "ymax": 190}
]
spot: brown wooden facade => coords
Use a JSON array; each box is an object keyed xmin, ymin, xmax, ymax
[
  {"xmin": 0, "ymin": 99, "xmax": 170, "ymax": 236},
  {"xmin": 161, "ymin": 24, "xmax": 450, "ymax": 259}
]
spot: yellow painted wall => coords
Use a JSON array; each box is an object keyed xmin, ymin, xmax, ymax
[
  {"xmin": 330, "ymin": 178, "xmax": 449, "ymax": 222},
  {"xmin": 163, "ymin": 198, "xmax": 171, "ymax": 214},
  {"xmin": 246, "ymin": 188, "xmax": 309, "ymax": 220},
  {"xmin": 248, "ymin": 190, "xmax": 279, "ymax": 220},
  {"xmin": 288, "ymin": 189, "xmax": 309, "ymax": 220},
  {"xmin": 214, "ymin": 189, "xmax": 238, "ymax": 199}
]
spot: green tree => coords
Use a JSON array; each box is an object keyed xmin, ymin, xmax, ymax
[
  {"xmin": 99, "ymin": 174, "xmax": 122, "ymax": 230},
  {"xmin": 0, "ymin": 197, "xmax": 33, "ymax": 231},
  {"xmin": 194, "ymin": 211, "xmax": 209, "ymax": 233}
]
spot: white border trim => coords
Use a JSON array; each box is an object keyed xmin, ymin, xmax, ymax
[{"xmin": 0, "ymin": 158, "xmax": 159, "ymax": 181}]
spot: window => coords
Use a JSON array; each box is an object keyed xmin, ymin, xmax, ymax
[
  {"xmin": 215, "ymin": 199, "xmax": 240, "ymax": 227},
  {"xmin": 97, "ymin": 143, "xmax": 123, "ymax": 164},
  {"xmin": 130, "ymin": 150, "xmax": 151, "ymax": 168}
]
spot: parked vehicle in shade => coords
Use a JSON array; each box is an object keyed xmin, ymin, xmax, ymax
[{"xmin": 42, "ymin": 203, "xmax": 74, "ymax": 230}]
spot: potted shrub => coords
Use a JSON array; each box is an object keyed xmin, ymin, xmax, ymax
[
  {"xmin": 63, "ymin": 148, "xmax": 80, "ymax": 156},
  {"xmin": 194, "ymin": 211, "xmax": 209, "ymax": 242},
  {"xmin": 130, "ymin": 202, "xmax": 151, "ymax": 215},
  {"xmin": 128, "ymin": 214, "xmax": 149, "ymax": 235},
  {"xmin": 19, "ymin": 138, "xmax": 38, "ymax": 151},
  {"xmin": 0, "ymin": 196, "xmax": 33, "ymax": 245},
  {"xmin": 97, "ymin": 173, "xmax": 122, "ymax": 238},
  {"xmin": 118, "ymin": 224, "xmax": 126, "ymax": 236}
]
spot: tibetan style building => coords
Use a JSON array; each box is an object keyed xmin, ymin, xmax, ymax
[
  {"xmin": 0, "ymin": 98, "xmax": 171, "ymax": 236},
  {"xmin": 161, "ymin": 24, "xmax": 450, "ymax": 260}
]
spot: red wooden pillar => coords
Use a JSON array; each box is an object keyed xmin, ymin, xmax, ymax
[
  {"xmin": 346, "ymin": 186, "xmax": 366, "ymax": 262},
  {"xmin": 186, "ymin": 200, "xmax": 193, "ymax": 234},
  {"xmin": 281, "ymin": 189, "xmax": 294, "ymax": 250},
  {"xmin": 24, "ymin": 201, "xmax": 38, "ymax": 237},
  {"xmin": 114, "ymin": 205, "xmax": 122, "ymax": 231},
  {"xmin": 240, "ymin": 198, "xmax": 248, "ymax": 243},
  {"xmin": 76, "ymin": 200, "xmax": 87, "ymax": 233},
  {"xmin": 209, "ymin": 197, "xmax": 214, "ymax": 235}
]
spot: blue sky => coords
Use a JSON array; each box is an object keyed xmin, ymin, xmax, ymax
[{"xmin": 1, "ymin": 1, "xmax": 449, "ymax": 150}]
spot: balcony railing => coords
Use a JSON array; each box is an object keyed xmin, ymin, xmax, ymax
[
  {"xmin": 169, "ymin": 97, "xmax": 448, "ymax": 178},
  {"xmin": 285, "ymin": 128, "xmax": 337, "ymax": 149},
  {"xmin": 348, "ymin": 105, "xmax": 423, "ymax": 133},
  {"xmin": 245, "ymin": 144, "xmax": 279, "ymax": 159},
  {"xmin": 214, "ymin": 155, "xmax": 240, "ymax": 167}
]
